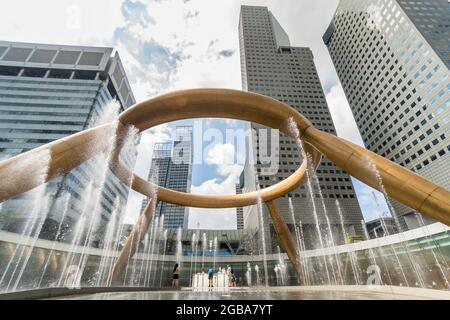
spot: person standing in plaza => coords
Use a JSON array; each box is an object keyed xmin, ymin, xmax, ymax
[
  {"xmin": 172, "ymin": 263, "xmax": 180, "ymax": 289},
  {"xmin": 208, "ymin": 267, "xmax": 214, "ymax": 288},
  {"xmin": 230, "ymin": 269, "xmax": 237, "ymax": 287}
]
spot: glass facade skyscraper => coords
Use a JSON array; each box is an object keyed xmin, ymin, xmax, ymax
[
  {"xmin": 0, "ymin": 41, "xmax": 136, "ymax": 239},
  {"xmin": 143, "ymin": 126, "xmax": 193, "ymax": 229},
  {"xmin": 239, "ymin": 6, "xmax": 364, "ymax": 251},
  {"xmin": 323, "ymin": 0, "xmax": 449, "ymax": 230},
  {"xmin": 396, "ymin": 0, "xmax": 449, "ymax": 69}
]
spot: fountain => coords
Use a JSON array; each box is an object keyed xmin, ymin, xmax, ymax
[
  {"xmin": 0, "ymin": 89, "xmax": 449, "ymax": 299},
  {"xmin": 1, "ymin": 184, "xmax": 50, "ymax": 292},
  {"xmin": 201, "ymin": 233, "xmax": 207, "ymax": 270},
  {"xmin": 304, "ymin": 167, "xmax": 332, "ymax": 285},
  {"xmin": 138, "ymin": 233, "xmax": 150, "ymax": 286},
  {"xmin": 288, "ymin": 198, "xmax": 301, "ymax": 256},
  {"xmin": 297, "ymin": 220, "xmax": 311, "ymax": 286},
  {"xmin": 139, "ymin": 216, "xmax": 156, "ymax": 286},
  {"xmin": 192, "ymin": 267, "xmax": 228, "ymax": 291},
  {"xmin": 414, "ymin": 213, "xmax": 450, "ymax": 289},
  {"xmin": 246, "ymin": 262, "xmax": 252, "ymax": 287},
  {"xmin": 255, "ymin": 265, "xmax": 260, "ymax": 287},
  {"xmin": 371, "ymin": 231, "xmax": 394, "ymax": 286},
  {"xmin": 144, "ymin": 175, "xmax": 159, "ymax": 287},
  {"xmin": 255, "ymin": 188, "xmax": 269, "ymax": 287},
  {"xmin": 276, "ymin": 246, "xmax": 287, "ymax": 286},
  {"xmin": 365, "ymin": 156, "xmax": 425, "ymax": 287},
  {"xmin": 3, "ymin": 99, "xmax": 134, "ymax": 292},
  {"xmin": 150, "ymin": 215, "xmax": 165, "ymax": 287},
  {"xmin": 37, "ymin": 193, "xmax": 71, "ymax": 288},
  {"xmin": 175, "ymin": 228, "xmax": 182, "ymax": 266},
  {"xmin": 335, "ymin": 200, "xmax": 362, "ymax": 285},
  {"xmin": 287, "ymin": 117, "xmax": 334, "ymax": 285},
  {"xmin": 189, "ymin": 233, "xmax": 197, "ymax": 287},
  {"xmin": 360, "ymin": 220, "xmax": 383, "ymax": 285},
  {"xmin": 213, "ymin": 236, "xmax": 218, "ymax": 270},
  {"xmin": 192, "ymin": 232, "xmax": 198, "ymax": 277},
  {"xmin": 274, "ymin": 265, "xmax": 280, "ymax": 286},
  {"xmin": 308, "ymin": 163, "xmax": 344, "ymax": 286},
  {"xmin": 159, "ymin": 230, "xmax": 168, "ymax": 288}
]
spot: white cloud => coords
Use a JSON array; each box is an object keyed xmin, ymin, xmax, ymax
[
  {"xmin": 114, "ymin": 0, "xmax": 247, "ymax": 227},
  {"xmin": 188, "ymin": 207, "xmax": 237, "ymax": 230},
  {"xmin": 205, "ymin": 143, "xmax": 243, "ymax": 177},
  {"xmin": 189, "ymin": 174, "xmax": 238, "ymax": 229},
  {"xmin": 109, "ymin": 0, "xmax": 244, "ymax": 100},
  {"xmin": 0, "ymin": 0, "xmax": 123, "ymax": 47},
  {"xmin": 112, "ymin": 0, "xmax": 189, "ymax": 99},
  {"xmin": 192, "ymin": 175, "xmax": 237, "ymax": 196},
  {"xmin": 189, "ymin": 142, "xmax": 244, "ymax": 229}
]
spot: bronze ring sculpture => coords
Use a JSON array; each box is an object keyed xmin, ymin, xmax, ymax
[{"xmin": 0, "ymin": 88, "xmax": 449, "ymax": 285}]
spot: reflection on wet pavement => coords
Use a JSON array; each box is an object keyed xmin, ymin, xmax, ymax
[{"xmin": 52, "ymin": 288, "xmax": 422, "ymax": 300}]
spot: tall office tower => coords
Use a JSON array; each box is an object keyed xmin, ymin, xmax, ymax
[
  {"xmin": 323, "ymin": 0, "xmax": 450, "ymax": 230},
  {"xmin": 0, "ymin": 41, "xmax": 136, "ymax": 239},
  {"xmin": 239, "ymin": 6, "xmax": 364, "ymax": 251},
  {"xmin": 143, "ymin": 126, "xmax": 193, "ymax": 229},
  {"xmin": 396, "ymin": 0, "xmax": 449, "ymax": 69}
]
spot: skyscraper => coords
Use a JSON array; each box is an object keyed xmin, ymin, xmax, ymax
[
  {"xmin": 323, "ymin": 0, "xmax": 450, "ymax": 230},
  {"xmin": 144, "ymin": 126, "xmax": 193, "ymax": 229},
  {"xmin": 239, "ymin": 6, "xmax": 364, "ymax": 250},
  {"xmin": 396, "ymin": 0, "xmax": 449, "ymax": 69},
  {"xmin": 0, "ymin": 41, "xmax": 135, "ymax": 238}
]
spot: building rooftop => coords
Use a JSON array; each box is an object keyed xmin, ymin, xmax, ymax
[{"xmin": 0, "ymin": 40, "xmax": 135, "ymax": 108}]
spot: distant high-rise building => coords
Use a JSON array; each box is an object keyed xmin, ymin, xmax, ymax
[
  {"xmin": 144, "ymin": 126, "xmax": 193, "ymax": 229},
  {"xmin": 365, "ymin": 217, "xmax": 398, "ymax": 239},
  {"xmin": 323, "ymin": 0, "xmax": 450, "ymax": 230},
  {"xmin": 141, "ymin": 142, "xmax": 172, "ymax": 214},
  {"xmin": 0, "ymin": 41, "xmax": 135, "ymax": 239},
  {"xmin": 239, "ymin": 6, "xmax": 364, "ymax": 250}
]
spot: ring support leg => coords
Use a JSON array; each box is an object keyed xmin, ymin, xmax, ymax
[
  {"xmin": 108, "ymin": 198, "xmax": 157, "ymax": 285},
  {"xmin": 266, "ymin": 200, "xmax": 304, "ymax": 283}
]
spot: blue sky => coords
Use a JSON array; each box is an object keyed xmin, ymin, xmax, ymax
[{"xmin": 0, "ymin": 0, "xmax": 390, "ymax": 228}]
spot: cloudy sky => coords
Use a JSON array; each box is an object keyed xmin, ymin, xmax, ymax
[{"xmin": 0, "ymin": 0, "xmax": 390, "ymax": 228}]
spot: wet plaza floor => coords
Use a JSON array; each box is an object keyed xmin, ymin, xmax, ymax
[{"xmin": 51, "ymin": 286, "xmax": 448, "ymax": 300}]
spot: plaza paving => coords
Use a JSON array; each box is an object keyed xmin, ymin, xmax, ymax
[{"xmin": 51, "ymin": 286, "xmax": 450, "ymax": 300}]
